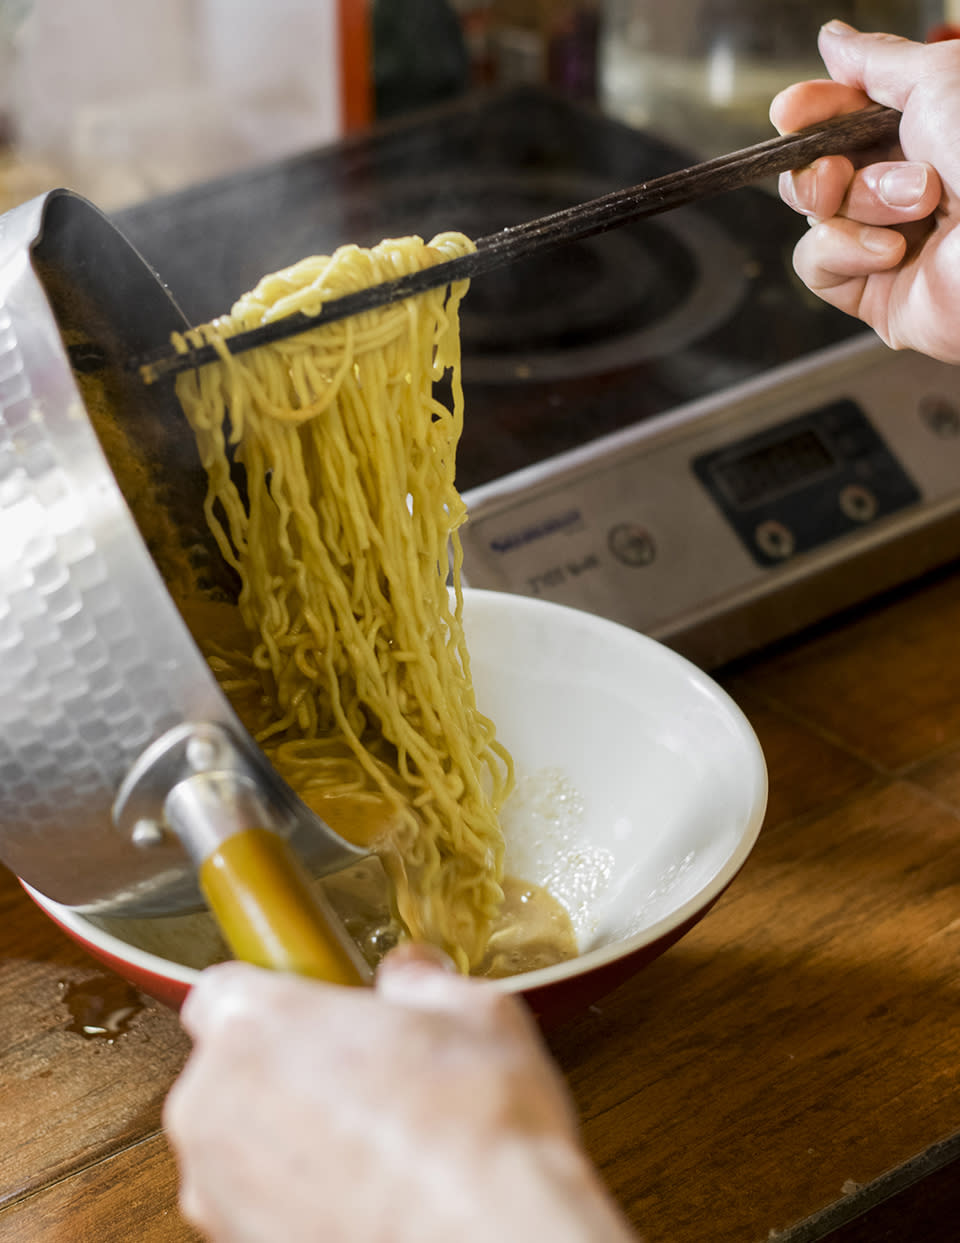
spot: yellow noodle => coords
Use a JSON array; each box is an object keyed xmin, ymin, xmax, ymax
[{"xmin": 173, "ymin": 235, "xmax": 513, "ymax": 971}]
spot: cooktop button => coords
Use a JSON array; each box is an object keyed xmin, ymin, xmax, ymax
[
  {"xmin": 607, "ymin": 523, "xmax": 656, "ymax": 566},
  {"xmin": 754, "ymin": 520, "xmax": 794, "ymax": 560},
  {"xmin": 919, "ymin": 395, "xmax": 960, "ymax": 438},
  {"xmin": 839, "ymin": 483, "xmax": 877, "ymax": 523}
]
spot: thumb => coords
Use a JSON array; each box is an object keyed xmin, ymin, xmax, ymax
[
  {"xmin": 817, "ymin": 22, "xmax": 950, "ymax": 111},
  {"xmin": 376, "ymin": 941, "xmax": 488, "ymax": 1013}
]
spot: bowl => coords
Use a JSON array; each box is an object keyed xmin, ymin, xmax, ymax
[{"xmin": 23, "ymin": 588, "xmax": 767, "ymax": 1024}]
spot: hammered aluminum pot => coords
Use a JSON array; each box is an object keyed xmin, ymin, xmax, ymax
[{"xmin": 0, "ymin": 189, "xmax": 366, "ymax": 984}]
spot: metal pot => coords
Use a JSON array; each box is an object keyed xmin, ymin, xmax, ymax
[{"xmin": 0, "ymin": 189, "xmax": 366, "ymax": 983}]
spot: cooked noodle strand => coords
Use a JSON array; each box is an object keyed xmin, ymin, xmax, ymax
[{"xmin": 173, "ymin": 234, "xmax": 513, "ymax": 971}]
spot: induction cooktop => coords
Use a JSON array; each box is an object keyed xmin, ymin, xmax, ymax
[
  {"xmin": 115, "ymin": 85, "xmax": 862, "ymax": 492},
  {"xmin": 115, "ymin": 87, "xmax": 960, "ymax": 669}
]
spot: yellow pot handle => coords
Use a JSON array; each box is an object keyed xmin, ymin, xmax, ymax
[{"xmin": 199, "ymin": 826, "xmax": 368, "ymax": 986}]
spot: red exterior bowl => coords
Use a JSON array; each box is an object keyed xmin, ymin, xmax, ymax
[{"xmin": 23, "ymin": 592, "xmax": 767, "ymax": 1025}]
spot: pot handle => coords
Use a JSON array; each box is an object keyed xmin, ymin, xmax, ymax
[
  {"xmin": 198, "ymin": 825, "xmax": 367, "ymax": 985},
  {"xmin": 115, "ymin": 722, "xmax": 370, "ymax": 987}
]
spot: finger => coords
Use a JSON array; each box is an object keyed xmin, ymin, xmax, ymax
[
  {"xmin": 779, "ymin": 156, "xmax": 855, "ymax": 220},
  {"xmin": 770, "ymin": 79, "xmax": 870, "ymax": 134},
  {"xmin": 378, "ymin": 941, "xmax": 457, "ymax": 975},
  {"xmin": 843, "ymin": 161, "xmax": 940, "ymax": 226},
  {"xmin": 792, "ymin": 217, "xmax": 905, "ymax": 313},
  {"xmin": 376, "ymin": 951, "xmax": 540, "ymax": 1049},
  {"xmin": 375, "ymin": 942, "xmax": 481, "ymax": 1012}
]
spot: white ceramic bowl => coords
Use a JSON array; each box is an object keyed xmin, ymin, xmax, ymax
[{"xmin": 24, "ymin": 589, "xmax": 767, "ymax": 1023}]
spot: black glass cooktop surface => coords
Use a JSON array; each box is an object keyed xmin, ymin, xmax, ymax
[{"xmin": 115, "ymin": 87, "xmax": 862, "ymax": 490}]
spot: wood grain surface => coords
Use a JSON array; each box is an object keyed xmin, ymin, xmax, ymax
[{"xmin": 4, "ymin": 563, "xmax": 960, "ymax": 1241}]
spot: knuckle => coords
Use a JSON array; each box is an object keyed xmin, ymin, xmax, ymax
[
  {"xmin": 178, "ymin": 1180, "xmax": 216, "ymax": 1235},
  {"xmin": 162, "ymin": 1070, "xmax": 190, "ymax": 1133},
  {"xmin": 924, "ymin": 39, "xmax": 960, "ymax": 71}
]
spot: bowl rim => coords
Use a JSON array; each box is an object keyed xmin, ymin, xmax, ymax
[{"xmin": 22, "ymin": 589, "xmax": 768, "ymax": 995}]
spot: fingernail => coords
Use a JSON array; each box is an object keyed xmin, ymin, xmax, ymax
[
  {"xmin": 779, "ymin": 170, "xmax": 799, "ymax": 210},
  {"xmin": 879, "ymin": 164, "xmax": 928, "ymax": 207},
  {"xmin": 860, "ymin": 226, "xmax": 899, "ymax": 255},
  {"xmin": 822, "ymin": 19, "xmax": 856, "ymax": 36},
  {"xmin": 782, "ymin": 167, "xmax": 818, "ymax": 216}
]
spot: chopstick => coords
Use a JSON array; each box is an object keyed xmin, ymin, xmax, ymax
[{"xmin": 138, "ymin": 104, "xmax": 901, "ymax": 385}]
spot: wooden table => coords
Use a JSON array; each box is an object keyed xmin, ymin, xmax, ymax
[{"xmin": 5, "ymin": 562, "xmax": 960, "ymax": 1242}]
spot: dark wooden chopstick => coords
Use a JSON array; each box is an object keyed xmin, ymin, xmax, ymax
[{"xmin": 138, "ymin": 104, "xmax": 901, "ymax": 385}]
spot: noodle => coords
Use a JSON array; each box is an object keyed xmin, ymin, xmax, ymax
[{"xmin": 172, "ymin": 235, "xmax": 514, "ymax": 972}]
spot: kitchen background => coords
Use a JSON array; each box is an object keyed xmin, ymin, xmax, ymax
[
  {"xmin": 4, "ymin": 14, "xmax": 960, "ymax": 1242},
  {"xmin": 3, "ymin": 0, "xmax": 960, "ymax": 670},
  {"xmin": 0, "ymin": 1, "xmax": 956, "ymax": 214}
]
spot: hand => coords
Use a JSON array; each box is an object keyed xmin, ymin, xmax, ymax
[
  {"xmin": 769, "ymin": 21, "xmax": 960, "ymax": 362},
  {"xmin": 164, "ymin": 945, "xmax": 638, "ymax": 1243}
]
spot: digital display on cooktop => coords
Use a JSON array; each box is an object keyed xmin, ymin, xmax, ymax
[{"xmin": 709, "ymin": 428, "xmax": 837, "ymax": 510}]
